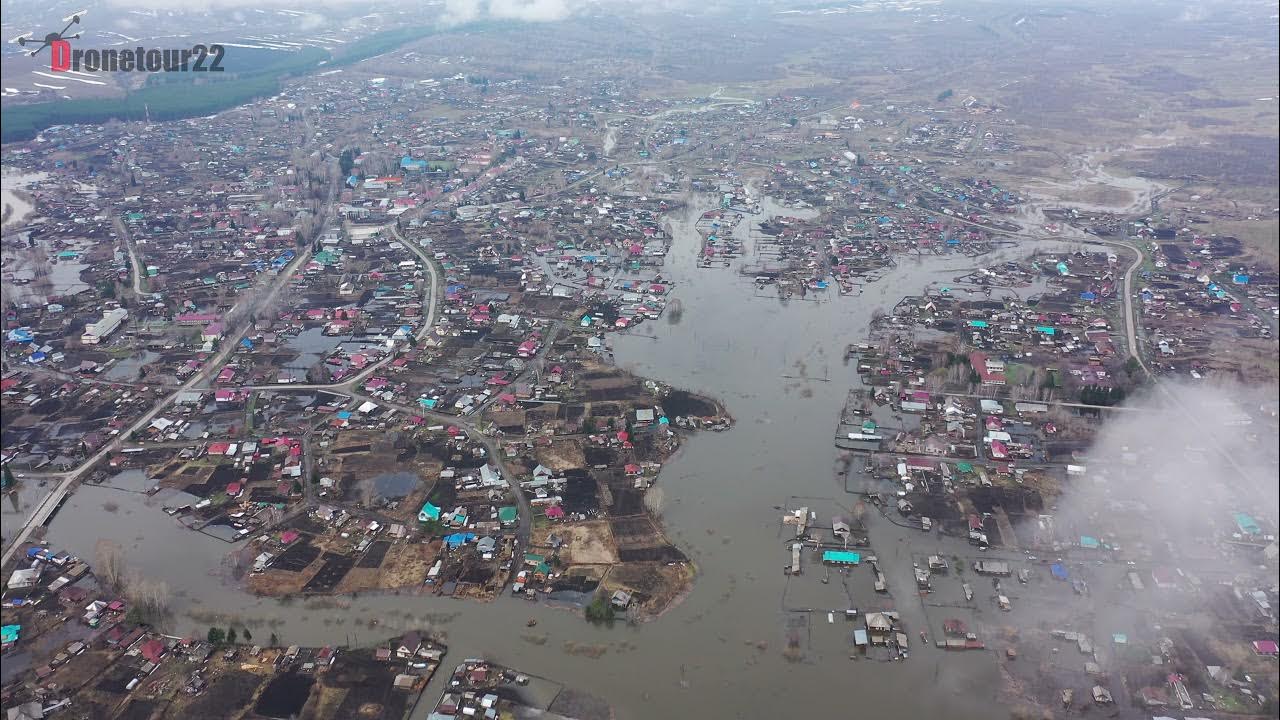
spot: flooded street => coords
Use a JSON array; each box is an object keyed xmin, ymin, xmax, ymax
[{"xmin": 39, "ymin": 196, "xmax": 1115, "ymax": 720}]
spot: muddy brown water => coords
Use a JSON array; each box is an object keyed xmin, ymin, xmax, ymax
[{"xmin": 43, "ymin": 197, "xmax": 1113, "ymax": 720}]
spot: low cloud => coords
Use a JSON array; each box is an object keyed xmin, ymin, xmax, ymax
[
  {"xmin": 90, "ymin": 0, "xmax": 578, "ymax": 27},
  {"xmin": 1024, "ymin": 379, "xmax": 1276, "ymax": 561},
  {"xmin": 102, "ymin": 0, "xmax": 355, "ymax": 8},
  {"xmin": 441, "ymin": 0, "xmax": 576, "ymax": 26}
]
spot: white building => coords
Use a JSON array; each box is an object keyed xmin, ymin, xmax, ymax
[{"xmin": 81, "ymin": 308, "xmax": 128, "ymax": 345}]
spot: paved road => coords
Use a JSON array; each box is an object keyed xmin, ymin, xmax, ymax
[
  {"xmin": 114, "ymin": 216, "xmax": 146, "ymax": 297},
  {"xmin": 1117, "ymin": 239, "xmax": 1147, "ymax": 367},
  {"xmin": 903, "ymin": 192, "xmax": 1276, "ymax": 513},
  {"xmin": 0, "ymin": 247, "xmax": 316, "ymax": 567},
  {"xmin": 387, "ymin": 223, "xmax": 442, "ymax": 346},
  {"xmin": 192, "ymin": 222, "xmax": 440, "ymax": 394},
  {"xmin": 1, "ymin": 155, "xmax": 342, "ymax": 566}
]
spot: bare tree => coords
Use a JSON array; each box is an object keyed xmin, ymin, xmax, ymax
[
  {"xmin": 95, "ymin": 539, "xmax": 127, "ymax": 593},
  {"xmin": 945, "ymin": 363, "xmax": 971, "ymax": 388},
  {"xmin": 923, "ymin": 370, "xmax": 946, "ymax": 393},
  {"xmin": 643, "ymin": 486, "xmax": 664, "ymax": 520},
  {"xmin": 125, "ymin": 570, "xmax": 171, "ymax": 619}
]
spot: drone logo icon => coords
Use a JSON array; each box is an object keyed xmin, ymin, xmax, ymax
[{"xmin": 17, "ymin": 13, "xmax": 82, "ymax": 70}]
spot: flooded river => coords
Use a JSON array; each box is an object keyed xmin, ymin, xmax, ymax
[{"xmin": 42, "ymin": 195, "xmax": 1114, "ymax": 719}]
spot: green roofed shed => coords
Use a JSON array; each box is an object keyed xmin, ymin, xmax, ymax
[
  {"xmin": 822, "ymin": 550, "xmax": 861, "ymax": 565},
  {"xmin": 1235, "ymin": 512, "xmax": 1261, "ymax": 535}
]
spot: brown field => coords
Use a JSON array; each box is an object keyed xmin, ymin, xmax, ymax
[
  {"xmin": 533, "ymin": 520, "xmax": 619, "ymax": 565},
  {"xmin": 534, "ymin": 439, "xmax": 587, "ymax": 472},
  {"xmin": 1206, "ymin": 219, "xmax": 1279, "ymax": 264},
  {"xmin": 249, "ymin": 565, "xmax": 318, "ymax": 596},
  {"xmin": 335, "ymin": 542, "xmax": 436, "ymax": 593}
]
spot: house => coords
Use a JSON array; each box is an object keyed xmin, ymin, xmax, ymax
[
  {"xmin": 635, "ymin": 408, "xmax": 655, "ymax": 425},
  {"xmin": 214, "ymin": 389, "xmax": 240, "ymax": 406},
  {"xmin": 1150, "ymin": 568, "xmax": 1179, "ymax": 589},
  {"xmin": 81, "ymin": 308, "xmax": 128, "ymax": 345},
  {"xmin": 1252, "ymin": 640, "xmax": 1279, "ymax": 656},
  {"xmin": 176, "ymin": 312, "xmax": 220, "ymax": 326},
  {"xmin": 974, "ymin": 560, "xmax": 1011, "ymax": 576},
  {"xmin": 393, "ymin": 674, "xmax": 418, "ymax": 691},
  {"xmin": 6, "ymin": 702, "xmax": 47, "ymax": 720},
  {"xmin": 139, "ymin": 638, "xmax": 167, "ymax": 664},
  {"xmin": 479, "ymin": 464, "xmax": 502, "ymax": 487},
  {"xmin": 864, "ymin": 612, "xmax": 894, "ymax": 644},
  {"xmin": 6, "ymin": 567, "xmax": 40, "ymax": 595},
  {"xmin": 104, "ymin": 624, "xmax": 129, "ymax": 646},
  {"xmin": 1138, "ymin": 687, "xmax": 1168, "ymax": 707},
  {"xmin": 969, "ymin": 352, "xmax": 1006, "ymax": 385},
  {"xmin": 498, "ymin": 506, "xmax": 518, "ymax": 526},
  {"xmin": 397, "ymin": 631, "xmax": 422, "ymax": 659},
  {"xmin": 832, "ymin": 517, "xmax": 851, "ymax": 540},
  {"xmin": 611, "ymin": 590, "xmax": 633, "ymax": 609}
]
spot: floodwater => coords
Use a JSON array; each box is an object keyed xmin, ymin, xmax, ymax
[
  {"xmin": 1, "ymin": 482, "xmax": 57, "ymax": 545},
  {"xmin": 365, "ymin": 471, "xmax": 420, "ymax": 502},
  {"xmin": 2, "ymin": 232, "xmax": 93, "ymax": 302},
  {"xmin": 285, "ymin": 327, "xmax": 339, "ymax": 373},
  {"xmin": 1, "ymin": 169, "xmax": 44, "ymax": 228},
  {"xmin": 2, "ymin": 169, "xmax": 94, "ymax": 302},
  {"xmin": 1020, "ymin": 146, "xmax": 1171, "ymax": 216},
  {"xmin": 102, "ymin": 351, "xmax": 160, "ymax": 381},
  {"xmin": 41, "ymin": 195, "xmax": 1116, "ymax": 720}
]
